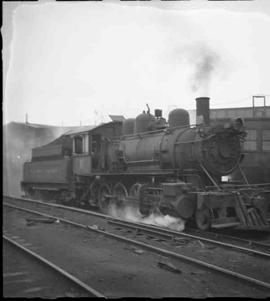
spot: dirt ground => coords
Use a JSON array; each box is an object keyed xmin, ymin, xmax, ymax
[
  {"xmin": 3, "ymin": 206, "xmax": 270, "ymax": 298},
  {"xmin": 3, "ymin": 241, "xmax": 90, "ymax": 298}
]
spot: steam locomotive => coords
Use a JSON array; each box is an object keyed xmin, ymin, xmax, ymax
[{"xmin": 21, "ymin": 97, "xmax": 270, "ymax": 230}]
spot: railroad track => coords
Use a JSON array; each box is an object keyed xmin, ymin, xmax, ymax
[
  {"xmin": 3, "ymin": 235, "xmax": 104, "ymax": 298},
  {"xmin": 4, "ymin": 195, "xmax": 270, "ymax": 258},
  {"xmin": 187, "ymin": 227, "xmax": 270, "ymax": 252},
  {"xmin": 3, "ymin": 195, "xmax": 270, "ymax": 292},
  {"xmin": 106, "ymin": 218, "xmax": 270, "ymax": 258}
]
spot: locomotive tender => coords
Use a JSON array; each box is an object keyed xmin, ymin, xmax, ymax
[{"xmin": 21, "ymin": 97, "xmax": 270, "ymax": 230}]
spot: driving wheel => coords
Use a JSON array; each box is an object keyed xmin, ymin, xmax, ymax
[{"xmin": 98, "ymin": 183, "xmax": 112, "ymax": 213}]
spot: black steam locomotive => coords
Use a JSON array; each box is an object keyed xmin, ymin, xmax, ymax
[{"xmin": 21, "ymin": 97, "xmax": 270, "ymax": 230}]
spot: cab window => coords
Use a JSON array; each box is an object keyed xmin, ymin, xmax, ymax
[{"xmin": 74, "ymin": 136, "xmax": 83, "ymax": 154}]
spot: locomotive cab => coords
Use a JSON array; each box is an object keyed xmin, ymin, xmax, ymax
[
  {"xmin": 69, "ymin": 121, "xmax": 123, "ymax": 176},
  {"xmin": 71, "ymin": 132, "xmax": 92, "ymax": 175}
]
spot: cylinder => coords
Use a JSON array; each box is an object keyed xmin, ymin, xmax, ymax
[
  {"xmin": 175, "ymin": 194, "xmax": 196, "ymax": 219},
  {"xmin": 196, "ymin": 97, "xmax": 210, "ymax": 125}
]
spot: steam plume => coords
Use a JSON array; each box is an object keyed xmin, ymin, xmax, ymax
[
  {"xmin": 3, "ymin": 123, "xmax": 67, "ymax": 196},
  {"xmin": 108, "ymin": 203, "xmax": 185, "ymax": 232}
]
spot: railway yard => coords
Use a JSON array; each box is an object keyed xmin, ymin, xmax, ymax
[
  {"xmin": 3, "ymin": 0, "xmax": 270, "ymax": 298},
  {"xmin": 4, "ymin": 98, "xmax": 270, "ymax": 298},
  {"xmin": 3, "ymin": 195, "xmax": 270, "ymax": 298}
]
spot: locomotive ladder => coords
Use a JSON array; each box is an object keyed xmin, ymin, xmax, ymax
[{"xmin": 234, "ymin": 192, "xmax": 268, "ymax": 229}]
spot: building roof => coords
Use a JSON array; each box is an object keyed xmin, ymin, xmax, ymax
[
  {"xmin": 64, "ymin": 120, "xmax": 122, "ymax": 136},
  {"xmin": 64, "ymin": 125, "xmax": 96, "ymax": 135},
  {"xmin": 109, "ymin": 115, "xmax": 125, "ymax": 122},
  {"xmin": 189, "ymin": 105, "xmax": 270, "ymax": 124},
  {"xmin": 4, "ymin": 121, "xmax": 92, "ymax": 131},
  {"xmin": 4, "ymin": 121, "xmax": 60, "ymax": 129}
]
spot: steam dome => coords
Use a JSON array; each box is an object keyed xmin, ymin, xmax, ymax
[
  {"xmin": 135, "ymin": 113, "xmax": 156, "ymax": 133},
  {"xmin": 168, "ymin": 109, "xmax": 190, "ymax": 128}
]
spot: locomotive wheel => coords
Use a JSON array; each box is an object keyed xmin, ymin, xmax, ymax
[
  {"xmin": 195, "ymin": 208, "xmax": 211, "ymax": 230},
  {"xmin": 139, "ymin": 204, "xmax": 151, "ymax": 217},
  {"xmin": 112, "ymin": 182, "xmax": 128, "ymax": 208},
  {"xmin": 89, "ymin": 181, "xmax": 100, "ymax": 206},
  {"xmin": 98, "ymin": 183, "xmax": 112, "ymax": 213}
]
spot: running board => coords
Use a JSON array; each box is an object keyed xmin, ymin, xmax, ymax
[{"xmin": 211, "ymin": 222, "xmax": 240, "ymax": 229}]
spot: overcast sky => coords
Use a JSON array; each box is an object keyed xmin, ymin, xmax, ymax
[{"xmin": 3, "ymin": 0, "xmax": 270, "ymax": 126}]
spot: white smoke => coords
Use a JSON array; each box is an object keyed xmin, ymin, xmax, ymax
[
  {"xmin": 143, "ymin": 213, "xmax": 185, "ymax": 232},
  {"xmin": 108, "ymin": 203, "xmax": 185, "ymax": 232},
  {"xmin": 3, "ymin": 123, "xmax": 67, "ymax": 196}
]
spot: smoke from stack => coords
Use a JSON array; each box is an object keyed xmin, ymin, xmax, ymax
[
  {"xmin": 191, "ymin": 47, "xmax": 220, "ymax": 94},
  {"xmin": 178, "ymin": 42, "xmax": 221, "ymax": 95}
]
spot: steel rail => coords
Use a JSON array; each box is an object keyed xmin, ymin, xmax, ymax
[
  {"xmin": 4, "ymin": 195, "xmax": 270, "ymax": 256},
  {"xmin": 107, "ymin": 219, "xmax": 270, "ymax": 259},
  {"xmin": 4, "ymin": 195, "xmax": 108, "ymax": 218},
  {"xmin": 3, "ymin": 235, "xmax": 105, "ymax": 298},
  {"xmin": 187, "ymin": 228, "xmax": 270, "ymax": 250},
  {"xmin": 3, "ymin": 202, "xmax": 270, "ymax": 291}
]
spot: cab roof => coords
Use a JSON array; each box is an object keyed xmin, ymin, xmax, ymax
[{"xmin": 64, "ymin": 121, "xmax": 122, "ymax": 137}]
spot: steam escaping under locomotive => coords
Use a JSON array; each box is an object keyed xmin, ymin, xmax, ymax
[{"xmin": 21, "ymin": 97, "xmax": 270, "ymax": 230}]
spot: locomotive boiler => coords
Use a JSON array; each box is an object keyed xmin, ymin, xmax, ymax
[
  {"xmin": 21, "ymin": 97, "xmax": 270, "ymax": 230},
  {"xmin": 117, "ymin": 107, "xmax": 241, "ymax": 177}
]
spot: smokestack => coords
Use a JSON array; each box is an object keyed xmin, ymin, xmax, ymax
[
  {"xmin": 196, "ymin": 97, "xmax": 210, "ymax": 125},
  {"xmin": 25, "ymin": 113, "xmax": 28, "ymax": 124}
]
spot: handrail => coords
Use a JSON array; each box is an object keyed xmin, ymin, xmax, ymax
[{"xmin": 200, "ymin": 164, "xmax": 221, "ymax": 191}]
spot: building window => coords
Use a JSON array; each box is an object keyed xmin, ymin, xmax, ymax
[
  {"xmin": 262, "ymin": 130, "xmax": 270, "ymax": 151},
  {"xmin": 74, "ymin": 136, "xmax": 83, "ymax": 154},
  {"xmin": 244, "ymin": 130, "xmax": 257, "ymax": 151}
]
